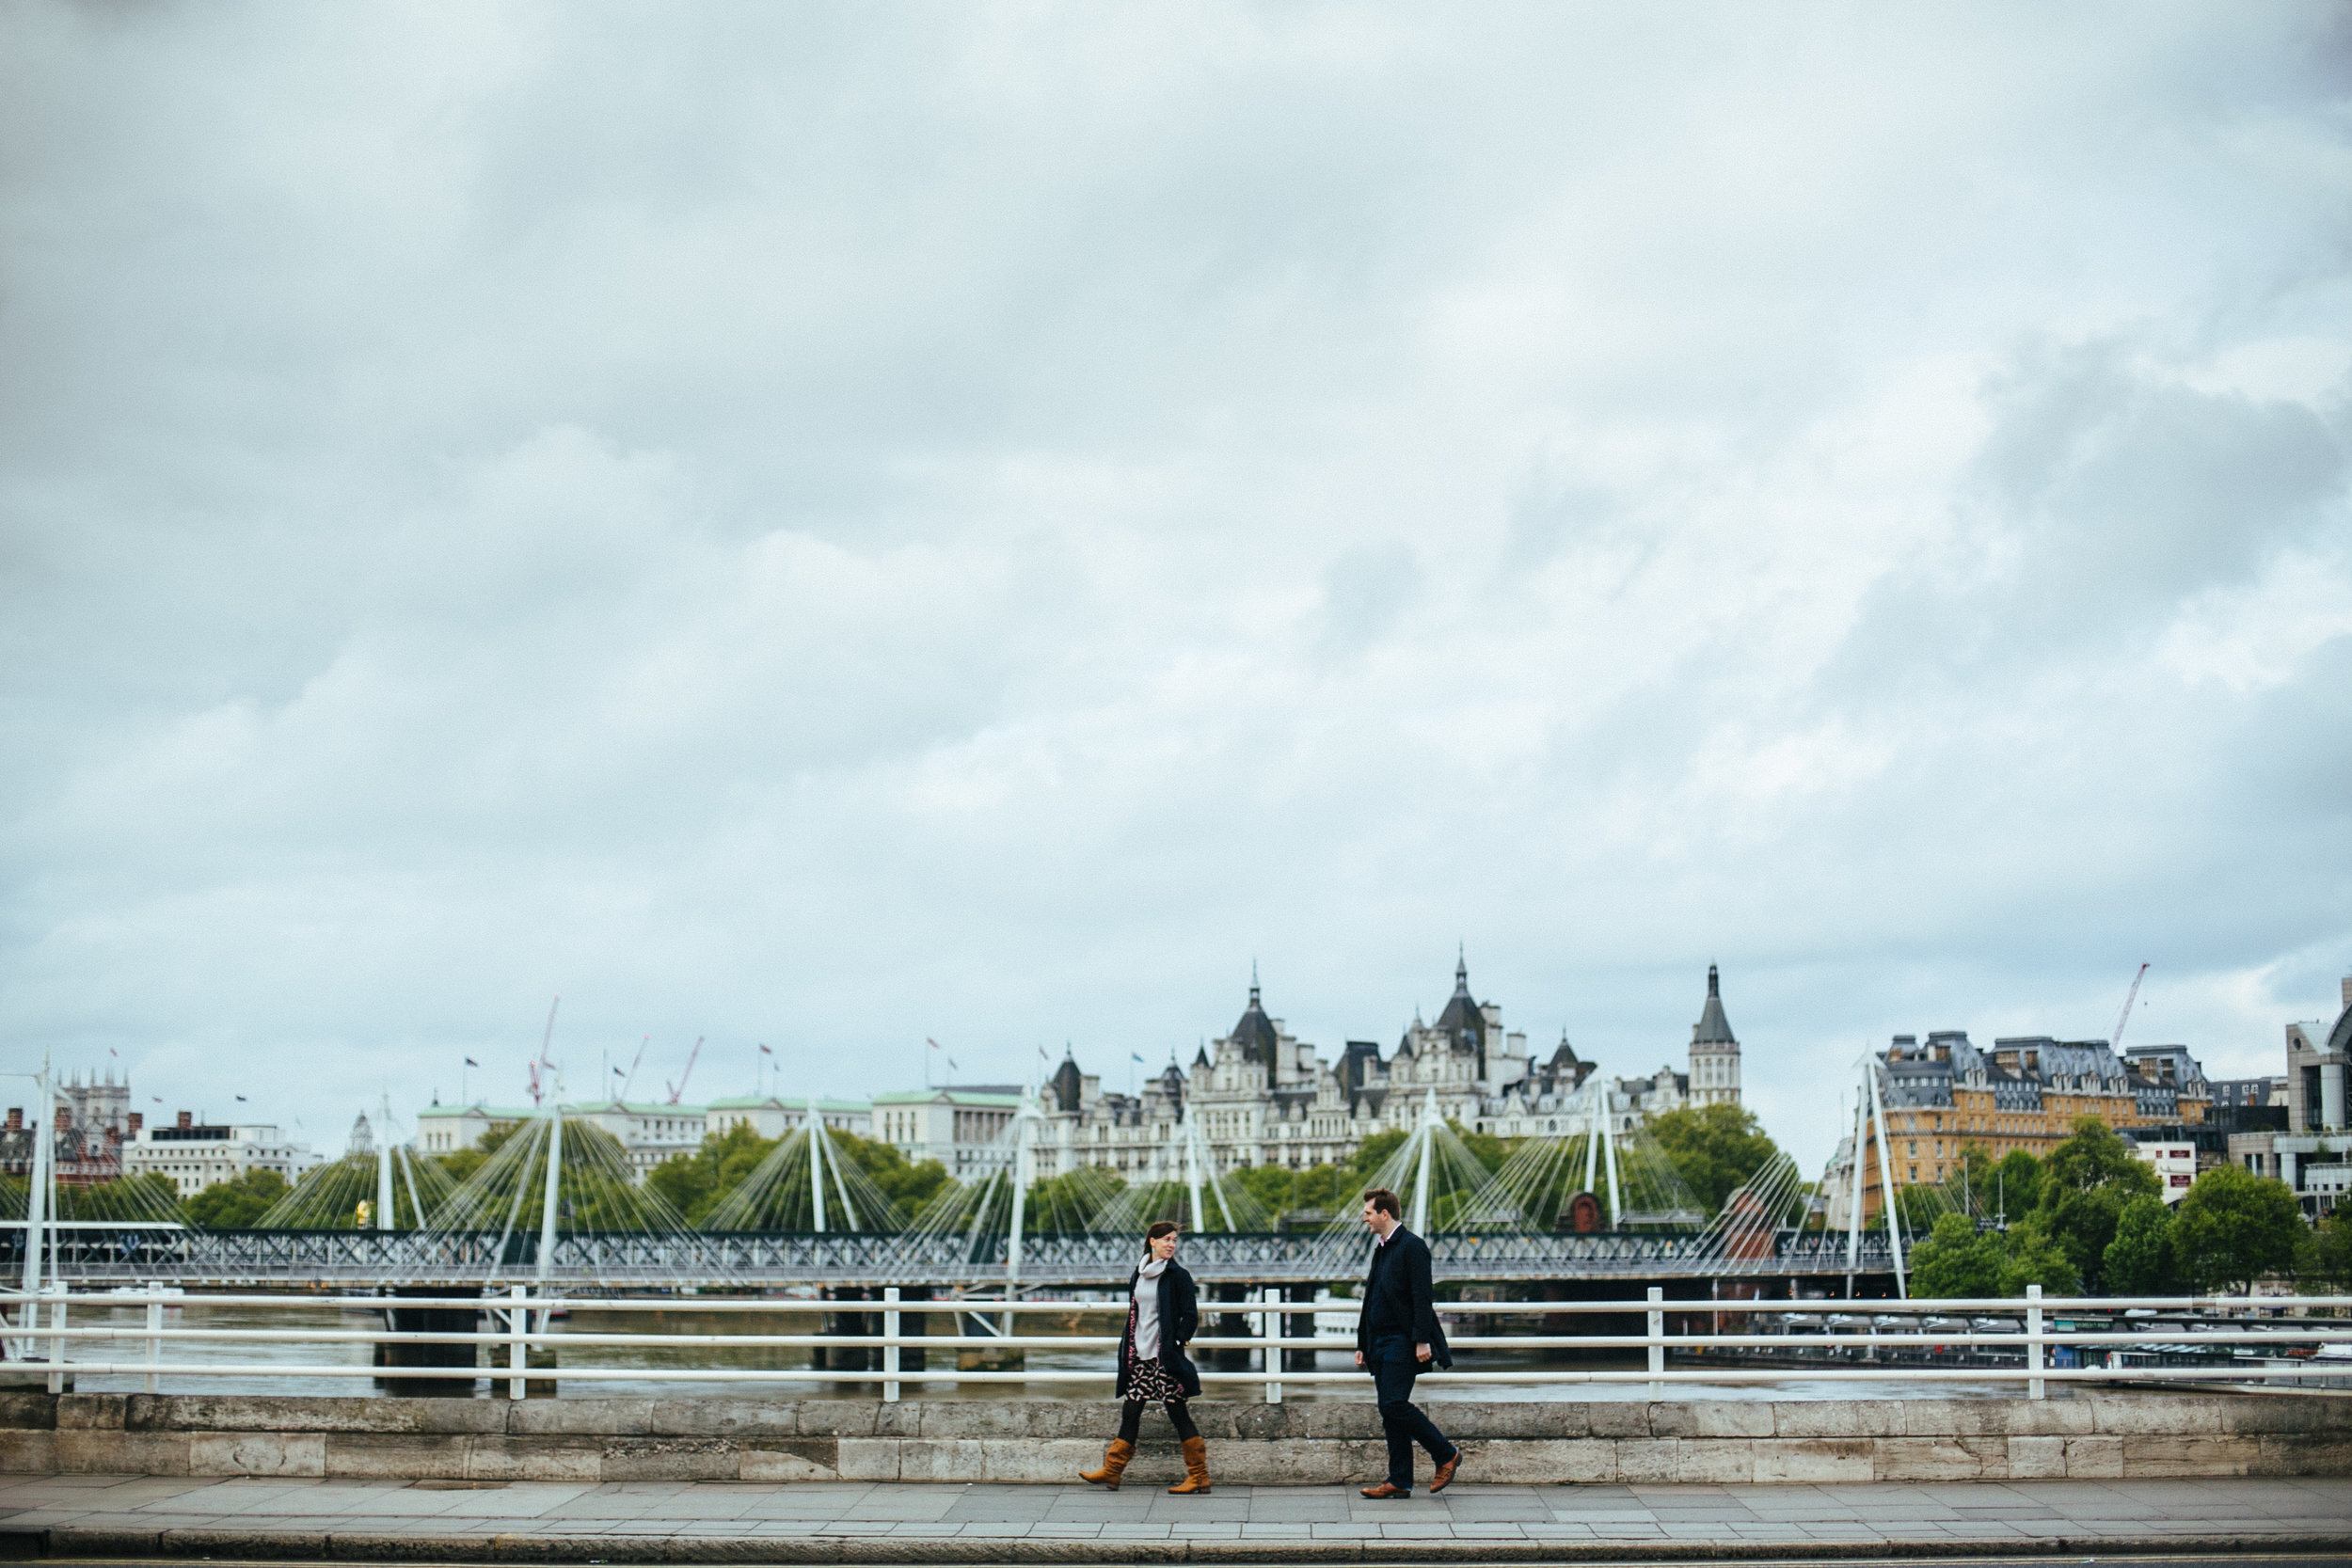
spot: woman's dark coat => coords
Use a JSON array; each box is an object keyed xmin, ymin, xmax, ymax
[{"xmin": 1114, "ymin": 1258, "xmax": 1201, "ymax": 1399}]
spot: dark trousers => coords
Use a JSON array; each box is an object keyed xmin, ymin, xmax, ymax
[
  {"xmin": 1366, "ymin": 1334, "xmax": 1455, "ymax": 1490},
  {"xmin": 1116, "ymin": 1398, "xmax": 1198, "ymax": 1443}
]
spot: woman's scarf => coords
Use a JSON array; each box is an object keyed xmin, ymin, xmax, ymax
[{"xmin": 1132, "ymin": 1255, "xmax": 1171, "ymax": 1360}]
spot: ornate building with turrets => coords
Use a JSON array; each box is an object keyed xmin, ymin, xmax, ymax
[{"xmin": 1034, "ymin": 955, "xmax": 1713, "ymax": 1178}]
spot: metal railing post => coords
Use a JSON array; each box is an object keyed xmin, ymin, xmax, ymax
[
  {"xmin": 144, "ymin": 1287, "xmax": 161, "ymax": 1396},
  {"xmin": 1262, "ymin": 1286, "xmax": 1280, "ymax": 1404},
  {"xmin": 508, "ymin": 1284, "xmax": 528, "ymax": 1401},
  {"xmin": 1646, "ymin": 1286, "xmax": 1663, "ymax": 1401},
  {"xmin": 46, "ymin": 1284, "xmax": 67, "ymax": 1394},
  {"xmin": 882, "ymin": 1287, "xmax": 900, "ymax": 1403},
  {"xmin": 2026, "ymin": 1283, "xmax": 2043, "ymax": 1401}
]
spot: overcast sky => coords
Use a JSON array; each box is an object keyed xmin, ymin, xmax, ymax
[{"xmin": 3, "ymin": 3, "xmax": 2347, "ymax": 1177}]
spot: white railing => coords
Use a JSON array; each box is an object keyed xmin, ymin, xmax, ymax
[{"xmin": 5, "ymin": 1284, "xmax": 2348, "ymax": 1402}]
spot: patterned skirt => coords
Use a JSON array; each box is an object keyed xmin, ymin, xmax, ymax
[
  {"xmin": 1123, "ymin": 1350, "xmax": 1187, "ymax": 1402},
  {"xmin": 1123, "ymin": 1298, "xmax": 1188, "ymax": 1402}
]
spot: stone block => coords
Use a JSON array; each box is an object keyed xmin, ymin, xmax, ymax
[
  {"xmin": 833, "ymin": 1437, "xmax": 899, "ymax": 1481},
  {"xmin": 738, "ymin": 1439, "xmax": 841, "ymax": 1481},
  {"xmin": 596, "ymin": 1437, "xmax": 743, "ymax": 1481},
  {"xmin": 1281, "ymin": 1402, "xmax": 1383, "ymax": 1439},
  {"xmin": 974, "ymin": 1438, "xmax": 1099, "ymax": 1483},
  {"xmin": 892, "ymin": 1439, "xmax": 985, "ymax": 1482},
  {"xmin": 322, "ymin": 1433, "xmax": 473, "ymax": 1480},
  {"xmin": 1644, "ymin": 1402, "xmax": 1697, "ymax": 1437},
  {"xmin": 1687, "ymin": 1402, "xmax": 1773, "ymax": 1438},
  {"xmin": 1583, "ymin": 1403, "xmax": 1654, "ymax": 1439},
  {"xmin": 2063, "ymin": 1435, "xmax": 2123, "ymax": 1478},
  {"xmin": 0, "ymin": 1430, "xmax": 55, "ymax": 1471},
  {"xmin": 1753, "ymin": 1438, "xmax": 1873, "ymax": 1484},
  {"xmin": 188, "ymin": 1432, "xmax": 326, "ymax": 1478},
  {"xmin": 1673, "ymin": 1438, "xmax": 1756, "ymax": 1483},
  {"xmin": 514, "ymin": 1398, "xmax": 657, "ymax": 1435},
  {"xmin": 1873, "ymin": 1437, "xmax": 1991, "ymax": 1481},
  {"xmin": 1494, "ymin": 1437, "xmax": 1618, "ymax": 1484},
  {"xmin": 171, "ymin": 1528, "xmax": 328, "ymax": 1558},
  {"xmin": 1771, "ymin": 1401, "xmax": 1901, "ymax": 1438},
  {"xmin": 55, "ymin": 1395, "xmax": 126, "ymax": 1430},
  {"xmin": 2006, "ymin": 1434, "xmax": 2066, "ymax": 1479},
  {"xmin": 1218, "ymin": 1403, "xmax": 1295, "ymax": 1442},
  {"xmin": 0, "ymin": 1393, "xmax": 56, "ymax": 1431},
  {"xmin": 53, "ymin": 1430, "xmax": 191, "ymax": 1475},
  {"xmin": 1900, "ymin": 1399, "xmax": 1994, "ymax": 1435},
  {"xmin": 1462, "ymin": 1401, "xmax": 1587, "ymax": 1438},
  {"xmin": 789, "ymin": 1402, "xmax": 882, "ymax": 1437},
  {"xmin": 1236, "ymin": 1440, "xmax": 1356, "ymax": 1485},
  {"xmin": 2252, "ymin": 1434, "xmax": 2352, "ymax": 1476},
  {"xmin": 2118, "ymin": 1433, "xmax": 2260, "ymax": 1477},
  {"xmin": 463, "ymin": 1434, "xmax": 602, "ymax": 1482},
  {"xmin": 2217, "ymin": 1396, "xmax": 2352, "ymax": 1435},
  {"xmin": 1613, "ymin": 1438, "xmax": 1678, "ymax": 1482},
  {"xmin": 644, "ymin": 1399, "xmax": 803, "ymax": 1437},
  {"xmin": 2090, "ymin": 1396, "xmax": 2223, "ymax": 1435},
  {"xmin": 1995, "ymin": 1401, "xmax": 2091, "ymax": 1435},
  {"xmin": 920, "ymin": 1401, "xmax": 1092, "ymax": 1440}
]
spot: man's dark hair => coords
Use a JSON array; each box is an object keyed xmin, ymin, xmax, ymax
[
  {"xmin": 1146, "ymin": 1220, "xmax": 1182, "ymax": 1242},
  {"xmin": 1361, "ymin": 1188, "xmax": 1402, "ymax": 1219}
]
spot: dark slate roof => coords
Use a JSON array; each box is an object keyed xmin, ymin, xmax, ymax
[
  {"xmin": 1548, "ymin": 1033, "xmax": 1584, "ymax": 1071},
  {"xmin": 1229, "ymin": 978, "xmax": 1280, "ymax": 1067},
  {"xmin": 1692, "ymin": 964, "xmax": 1737, "ymax": 1045},
  {"xmin": 1434, "ymin": 954, "xmax": 1486, "ymax": 1053},
  {"xmin": 2330, "ymin": 992, "xmax": 2352, "ymax": 1058},
  {"xmin": 1049, "ymin": 1055, "xmax": 1084, "ymax": 1115}
]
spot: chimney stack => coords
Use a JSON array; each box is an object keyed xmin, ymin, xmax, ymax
[
  {"xmin": 55, "ymin": 1104, "xmax": 72, "ymax": 1132},
  {"xmin": 128, "ymin": 1111, "xmax": 143, "ymax": 1134},
  {"xmin": 4, "ymin": 1108, "xmax": 20, "ymax": 1132},
  {"xmin": 176, "ymin": 1110, "xmax": 193, "ymax": 1130}
]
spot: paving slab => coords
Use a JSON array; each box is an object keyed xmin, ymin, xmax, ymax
[{"xmin": 4, "ymin": 1470, "xmax": 2351, "ymax": 1560}]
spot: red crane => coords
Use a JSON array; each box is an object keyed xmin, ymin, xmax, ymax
[
  {"xmin": 2111, "ymin": 963, "xmax": 2150, "ymax": 1049},
  {"xmin": 666, "ymin": 1037, "xmax": 705, "ymax": 1104}
]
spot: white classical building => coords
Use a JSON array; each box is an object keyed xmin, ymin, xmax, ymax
[
  {"xmin": 874, "ymin": 1086, "xmax": 1023, "ymax": 1175},
  {"xmin": 706, "ymin": 1095, "xmax": 872, "ymax": 1141},
  {"xmin": 121, "ymin": 1111, "xmax": 321, "ymax": 1197}
]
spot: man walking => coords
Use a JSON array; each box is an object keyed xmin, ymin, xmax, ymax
[{"xmin": 1354, "ymin": 1187, "xmax": 1460, "ymax": 1498}]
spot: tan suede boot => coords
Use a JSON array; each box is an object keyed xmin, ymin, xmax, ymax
[
  {"xmin": 1080, "ymin": 1438, "xmax": 1135, "ymax": 1489},
  {"xmin": 1167, "ymin": 1435, "xmax": 1212, "ymax": 1494}
]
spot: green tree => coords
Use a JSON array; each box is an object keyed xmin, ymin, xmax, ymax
[
  {"xmin": 1994, "ymin": 1215, "xmax": 2080, "ymax": 1295},
  {"xmin": 49, "ymin": 1173, "xmax": 187, "ymax": 1224},
  {"xmin": 435, "ymin": 1121, "xmax": 520, "ymax": 1186},
  {"xmin": 1347, "ymin": 1130, "xmax": 1408, "ymax": 1182},
  {"xmin": 1911, "ymin": 1212, "xmax": 2004, "ymax": 1298},
  {"xmin": 1908, "ymin": 1212, "xmax": 2079, "ymax": 1298},
  {"xmin": 1646, "ymin": 1101, "xmax": 1780, "ymax": 1214},
  {"xmin": 2100, "ymin": 1194, "xmax": 2182, "ymax": 1295},
  {"xmin": 184, "ymin": 1168, "xmax": 290, "ymax": 1228},
  {"xmin": 1993, "ymin": 1149, "xmax": 2042, "ymax": 1221},
  {"xmin": 1025, "ymin": 1167, "xmax": 1121, "ymax": 1231},
  {"xmin": 647, "ymin": 1122, "xmax": 778, "ymax": 1225},
  {"xmin": 1231, "ymin": 1164, "xmax": 1294, "ymax": 1216},
  {"xmin": 2298, "ymin": 1207, "xmax": 2352, "ymax": 1296},
  {"xmin": 2034, "ymin": 1117, "xmax": 2158, "ymax": 1290},
  {"xmin": 1288, "ymin": 1163, "xmax": 1352, "ymax": 1222},
  {"xmin": 834, "ymin": 1130, "xmax": 949, "ymax": 1225},
  {"xmin": 2171, "ymin": 1164, "xmax": 2304, "ymax": 1293}
]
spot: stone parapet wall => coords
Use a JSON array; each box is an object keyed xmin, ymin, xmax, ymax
[{"xmin": 2, "ymin": 1393, "xmax": 2347, "ymax": 1486}]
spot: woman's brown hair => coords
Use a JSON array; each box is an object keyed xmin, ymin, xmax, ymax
[{"xmin": 1146, "ymin": 1220, "xmax": 1182, "ymax": 1242}]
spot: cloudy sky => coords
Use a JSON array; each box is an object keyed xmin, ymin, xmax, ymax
[{"xmin": 3, "ymin": 3, "xmax": 2347, "ymax": 1175}]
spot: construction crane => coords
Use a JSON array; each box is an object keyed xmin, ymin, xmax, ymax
[
  {"xmin": 666, "ymin": 1036, "xmax": 705, "ymax": 1104},
  {"xmin": 2111, "ymin": 963, "xmax": 2150, "ymax": 1049},
  {"xmin": 527, "ymin": 995, "xmax": 561, "ymax": 1106},
  {"xmin": 619, "ymin": 1035, "xmax": 648, "ymax": 1102}
]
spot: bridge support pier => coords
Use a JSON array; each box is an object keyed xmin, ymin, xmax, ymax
[
  {"xmin": 1281, "ymin": 1284, "xmax": 1316, "ymax": 1372},
  {"xmin": 1211, "ymin": 1281, "xmax": 1250, "ymax": 1370}
]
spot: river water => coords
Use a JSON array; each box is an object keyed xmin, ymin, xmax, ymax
[{"xmin": 30, "ymin": 1299, "xmax": 2087, "ymax": 1402}]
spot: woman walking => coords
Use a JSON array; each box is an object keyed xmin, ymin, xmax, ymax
[{"xmin": 1080, "ymin": 1219, "xmax": 1211, "ymax": 1494}]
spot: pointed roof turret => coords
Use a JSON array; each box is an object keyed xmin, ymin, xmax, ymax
[
  {"xmin": 1435, "ymin": 949, "xmax": 1486, "ymax": 1053},
  {"xmin": 1692, "ymin": 963, "xmax": 1737, "ymax": 1045},
  {"xmin": 1228, "ymin": 968, "xmax": 1280, "ymax": 1066}
]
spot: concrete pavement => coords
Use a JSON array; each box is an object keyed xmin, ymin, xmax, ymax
[{"xmin": 2, "ymin": 1471, "xmax": 2350, "ymax": 1561}]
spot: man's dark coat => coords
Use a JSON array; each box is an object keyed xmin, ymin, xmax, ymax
[
  {"xmin": 1355, "ymin": 1225, "xmax": 1453, "ymax": 1369},
  {"xmin": 1114, "ymin": 1259, "xmax": 1202, "ymax": 1399}
]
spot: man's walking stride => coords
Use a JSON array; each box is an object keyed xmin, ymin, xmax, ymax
[{"xmin": 1354, "ymin": 1187, "xmax": 1461, "ymax": 1498}]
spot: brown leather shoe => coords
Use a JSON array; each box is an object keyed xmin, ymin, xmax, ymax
[
  {"xmin": 1429, "ymin": 1450, "xmax": 1460, "ymax": 1492},
  {"xmin": 1359, "ymin": 1481, "xmax": 1411, "ymax": 1498}
]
